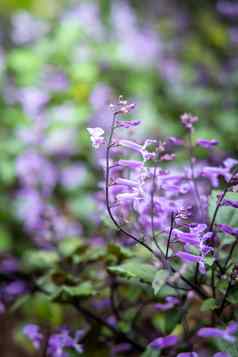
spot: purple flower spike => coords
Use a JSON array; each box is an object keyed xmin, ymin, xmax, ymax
[
  {"xmin": 213, "ymin": 353, "xmax": 231, "ymax": 357},
  {"xmin": 196, "ymin": 139, "xmax": 219, "ymax": 149},
  {"xmin": 23, "ymin": 324, "xmax": 43, "ymax": 350},
  {"xmin": 177, "ymin": 353, "xmax": 198, "ymax": 357},
  {"xmin": 149, "ymin": 335, "xmax": 178, "ymax": 350}
]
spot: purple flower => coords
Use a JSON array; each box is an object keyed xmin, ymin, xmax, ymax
[
  {"xmin": 87, "ymin": 127, "xmax": 105, "ymax": 149},
  {"xmin": 180, "ymin": 113, "xmax": 198, "ymax": 130},
  {"xmin": 4, "ymin": 280, "xmax": 27, "ymax": 300},
  {"xmin": 196, "ymin": 139, "xmax": 219, "ymax": 149},
  {"xmin": 119, "ymin": 139, "xmax": 142, "ymax": 153},
  {"xmin": 116, "ymin": 119, "xmax": 141, "ymax": 128},
  {"xmin": 222, "ymin": 198, "xmax": 238, "ymax": 209},
  {"xmin": 172, "ymin": 229, "xmax": 200, "ymax": 246},
  {"xmin": 155, "ymin": 296, "xmax": 180, "ymax": 311},
  {"xmin": 18, "ymin": 87, "xmax": 49, "ymax": 116},
  {"xmin": 213, "ymin": 353, "xmax": 231, "ymax": 357},
  {"xmin": 177, "ymin": 353, "xmax": 198, "ymax": 357},
  {"xmin": 47, "ymin": 328, "xmax": 83, "ymax": 357},
  {"xmin": 60, "ymin": 165, "xmax": 87, "ymax": 189},
  {"xmin": 118, "ymin": 159, "xmax": 144, "ymax": 169},
  {"xmin": 149, "ymin": 335, "xmax": 178, "ymax": 350},
  {"xmin": 176, "ymin": 251, "xmax": 202, "ymax": 263},
  {"xmin": 197, "ymin": 325, "xmax": 236, "ymax": 342},
  {"xmin": 23, "ymin": 324, "xmax": 43, "ymax": 350},
  {"xmin": 217, "ymin": 224, "xmax": 238, "ymax": 237}
]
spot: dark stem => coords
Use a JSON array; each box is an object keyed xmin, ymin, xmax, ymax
[
  {"xmin": 74, "ymin": 302, "xmax": 145, "ymax": 352},
  {"xmin": 217, "ymin": 279, "xmax": 232, "ymax": 316},
  {"xmin": 166, "ymin": 212, "xmax": 174, "ymax": 259}
]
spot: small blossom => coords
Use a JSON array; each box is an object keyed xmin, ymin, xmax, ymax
[
  {"xmin": 87, "ymin": 127, "xmax": 105, "ymax": 149},
  {"xmin": 115, "ymin": 119, "xmax": 140, "ymax": 128},
  {"xmin": 221, "ymin": 198, "xmax": 238, "ymax": 209},
  {"xmin": 213, "ymin": 353, "xmax": 231, "ymax": 357},
  {"xmin": 196, "ymin": 139, "xmax": 219, "ymax": 149},
  {"xmin": 176, "ymin": 251, "xmax": 202, "ymax": 263},
  {"xmin": 149, "ymin": 335, "xmax": 178, "ymax": 349},
  {"xmin": 118, "ymin": 139, "xmax": 142, "ymax": 153},
  {"xmin": 180, "ymin": 113, "xmax": 198, "ymax": 130},
  {"xmin": 177, "ymin": 353, "xmax": 198, "ymax": 357},
  {"xmin": 197, "ymin": 325, "xmax": 237, "ymax": 342},
  {"xmin": 217, "ymin": 224, "xmax": 238, "ymax": 237},
  {"xmin": 118, "ymin": 159, "xmax": 144, "ymax": 169},
  {"xmin": 23, "ymin": 324, "xmax": 43, "ymax": 350},
  {"xmin": 110, "ymin": 96, "xmax": 135, "ymax": 115},
  {"xmin": 155, "ymin": 296, "xmax": 180, "ymax": 311}
]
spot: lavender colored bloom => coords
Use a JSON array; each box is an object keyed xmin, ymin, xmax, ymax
[
  {"xmin": 155, "ymin": 296, "xmax": 180, "ymax": 311},
  {"xmin": 116, "ymin": 191, "xmax": 142, "ymax": 202},
  {"xmin": 201, "ymin": 166, "xmax": 231, "ymax": 187},
  {"xmin": 118, "ymin": 159, "xmax": 144, "ymax": 169},
  {"xmin": 172, "ymin": 229, "xmax": 200, "ymax": 246},
  {"xmin": 180, "ymin": 113, "xmax": 198, "ymax": 130},
  {"xmin": 197, "ymin": 325, "xmax": 236, "ymax": 342},
  {"xmin": 47, "ymin": 328, "xmax": 83, "ymax": 357},
  {"xmin": 11, "ymin": 12, "xmax": 49, "ymax": 44},
  {"xmin": 16, "ymin": 152, "xmax": 57, "ymax": 194},
  {"xmin": 87, "ymin": 127, "xmax": 105, "ymax": 149},
  {"xmin": 116, "ymin": 119, "xmax": 141, "ymax": 128},
  {"xmin": 213, "ymin": 353, "xmax": 231, "ymax": 357},
  {"xmin": 196, "ymin": 139, "xmax": 219, "ymax": 149},
  {"xmin": 217, "ymin": 224, "xmax": 238, "ymax": 237},
  {"xmin": 217, "ymin": 1, "xmax": 238, "ymax": 17},
  {"xmin": 18, "ymin": 87, "xmax": 49, "ymax": 116},
  {"xmin": 177, "ymin": 353, "xmax": 198, "ymax": 357},
  {"xmin": 116, "ymin": 178, "xmax": 139, "ymax": 188},
  {"xmin": 222, "ymin": 198, "xmax": 238, "ymax": 209},
  {"xmin": 149, "ymin": 335, "xmax": 178, "ymax": 349},
  {"xmin": 119, "ymin": 139, "xmax": 142, "ymax": 153},
  {"xmin": 23, "ymin": 324, "xmax": 43, "ymax": 350},
  {"xmin": 61, "ymin": 165, "xmax": 87, "ymax": 189},
  {"xmin": 4, "ymin": 280, "xmax": 27, "ymax": 299},
  {"xmin": 167, "ymin": 137, "xmax": 184, "ymax": 146},
  {"xmin": 176, "ymin": 251, "xmax": 202, "ymax": 263}
]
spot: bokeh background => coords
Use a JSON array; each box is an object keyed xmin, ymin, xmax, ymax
[{"xmin": 0, "ymin": 0, "xmax": 238, "ymax": 355}]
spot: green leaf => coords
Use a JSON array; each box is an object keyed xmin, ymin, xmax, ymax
[
  {"xmin": 23, "ymin": 250, "xmax": 59, "ymax": 270},
  {"xmin": 51, "ymin": 282, "xmax": 96, "ymax": 302},
  {"xmin": 201, "ymin": 298, "xmax": 218, "ymax": 312},
  {"xmin": 108, "ymin": 260, "xmax": 157, "ymax": 284},
  {"xmin": 215, "ymin": 338, "xmax": 238, "ymax": 357},
  {"xmin": 152, "ymin": 270, "xmax": 170, "ymax": 295},
  {"xmin": 209, "ymin": 191, "xmax": 238, "ymax": 227},
  {"xmin": 141, "ymin": 347, "xmax": 160, "ymax": 357}
]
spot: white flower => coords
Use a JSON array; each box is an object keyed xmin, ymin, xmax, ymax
[{"xmin": 87, "ymin": 127, "xmax": 105, "ymax": 149}]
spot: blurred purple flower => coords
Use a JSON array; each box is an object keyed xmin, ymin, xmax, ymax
[
  {"xmin": 47, "ymin": 328, "xmax": 83, "ymax": 357},
  {"xmin": 196, "ymin": 139, "xmax": 219, "ymax": 149},
  {"xmin": 23, "ymin": 324, "xmax": 43, "ymax": 350},
  {"xmin": 18, "ymin": 88, "xmax": 49, "ymax": 116},
  {"xmin": 217, "ymin": 224, "xmax": 238, "ymax": 237},
  {"xmin": 149, "ymin": 335, "xmax": 178, "ymax": 349},
  {"xmin": 60, "ymin": 165, "xmax": 87, "ymax": 189},
  {"xmin": 155, "ymin": 296, "xmax": 180, "ymax": 311},
  {"xmin": 197, "ymin": 323, "xmax": 238, "ymax": 342},
  {"xmin": 11, "ymin": 12, "xmax": 49, "ymax": 44}
]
